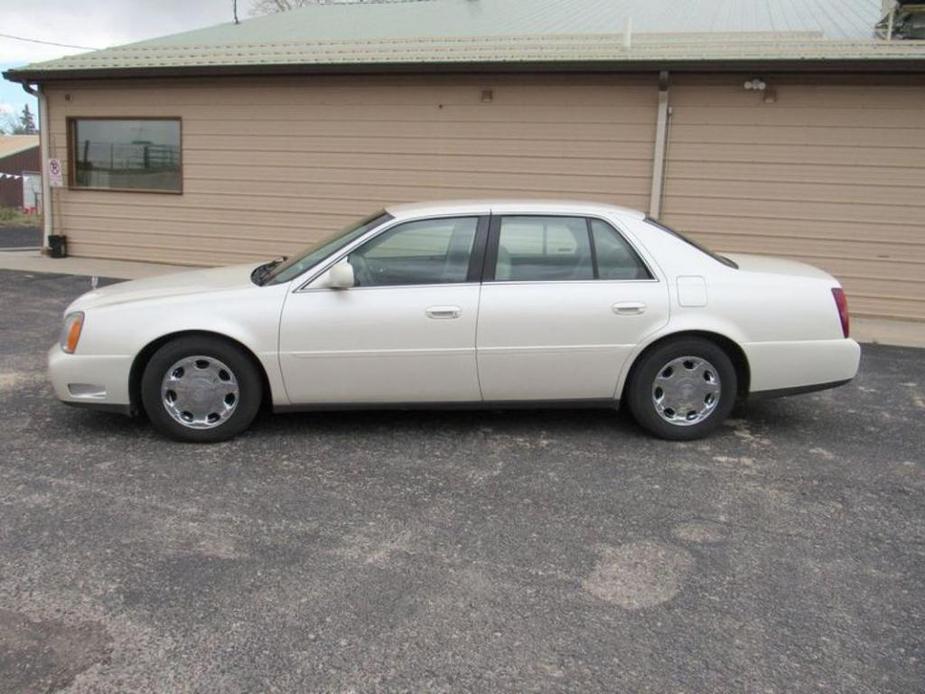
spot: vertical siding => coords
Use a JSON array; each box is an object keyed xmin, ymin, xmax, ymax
[
  {"xmin": 662, "ymin": 73, "xmax": 925, "ymax": 322},
  {"xmin": 46, "ymin": 74, "xmax": 656, "ymax": 267}
]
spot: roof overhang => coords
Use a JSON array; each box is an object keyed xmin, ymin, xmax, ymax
[
  {"xmin": 6, "ymin": 56, "xmax": 925, "ymax": 84},
  {"xmin": 6, "ymin": 31, "xmax": 925, "ymax": 84}
]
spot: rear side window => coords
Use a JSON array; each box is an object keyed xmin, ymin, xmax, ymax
[
  {"xmin": 495, "ymin": 216, "xmax": 593, "ymax": 281},
  {"xmin": 492, "ymin": 216, "xmax": 651, "ymax": 282}
]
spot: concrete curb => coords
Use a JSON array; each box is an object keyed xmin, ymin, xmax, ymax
[
  {"xmin": 0, "ymin": 250, "xmax": 187, "ymax": 280},
  {"xmin": 852, "ymin": 318, "xmax": 925, "ymax": 349}
]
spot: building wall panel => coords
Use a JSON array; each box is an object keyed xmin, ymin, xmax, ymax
[
  {"xmin": 43, "ymin": 71, "xmax": 925, "ymax": 321},
  {"xmin": 663, "ymin": 73, "xmax": 925, "ymax": 321},
  {"xmin": 45, "ymin": 74, "xmax": 657, "ymax": 266}
]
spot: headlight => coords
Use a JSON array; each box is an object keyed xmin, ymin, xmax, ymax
[{"xmin": 60, "ymin": 312, "xmax": 84, "ymax": 354}]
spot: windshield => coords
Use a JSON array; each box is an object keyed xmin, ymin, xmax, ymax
[
  {"xmin": 645, "ymin": 218, "xmax": 739, "ymax": 269},
  {"xmin": 261, "ymin": 211, "xmax": 393, "ymax": 285}
]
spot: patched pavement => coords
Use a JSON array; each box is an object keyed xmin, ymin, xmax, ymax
[{"xmin": 0, "ymin": 269, "xmax": 922, "ymax": 692}]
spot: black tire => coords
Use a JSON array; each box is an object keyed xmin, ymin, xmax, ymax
[
  {"xmin": 141, "ymin": 335, "xmax": 263, "ymax": 443},
  {"xmin": 626, "ymin": 337, "xmax": 737, "ymax": 441}
]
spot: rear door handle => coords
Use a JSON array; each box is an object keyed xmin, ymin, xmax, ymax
[
  {"xmin": 426, "ymin": 305, "xmax": 461, "ymax": 320},
  {"xmin": 612, "ymin": 301, "xmax": 647, "ymax": 315}
]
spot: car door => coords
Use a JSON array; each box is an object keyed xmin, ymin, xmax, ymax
[
  {"xmin": 476, "ymin": 215, "xmax": 669, "ymax": 401},
  {"xmin": 279, "ymin": 215, "xmax": 488, "ymax": 404}
]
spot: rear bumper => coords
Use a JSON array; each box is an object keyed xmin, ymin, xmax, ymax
[
  {"xmin": 749, "ymin": 379, "xmax": 852, "ymax": 400},
  {"xmin": 745, "ymin": 338, "xmax": 861, "ymax": 395},
  {"xmin": 47, "ymin": 345, "xmax": 133, "ymax": 409}
]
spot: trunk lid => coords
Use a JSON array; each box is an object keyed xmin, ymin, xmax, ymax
[{"xmin": 722, "ymin": 253, "xmax": 836, "ymax": 282}]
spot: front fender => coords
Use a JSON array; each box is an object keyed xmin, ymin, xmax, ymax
[{"xmin": 75, "ymin": 284, "xmax": 291, "ymax": 406}]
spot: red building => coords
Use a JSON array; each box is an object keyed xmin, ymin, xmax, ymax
[{"xmin": 0, "ymin": 135, "xmax": 40, "ymax": 210}]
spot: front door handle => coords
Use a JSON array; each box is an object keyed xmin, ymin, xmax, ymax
[
  {"xmin": 426, "ymin": 306, "xmax": 461, "ymax": 320},
  {"xmin": 612, "ymin": 301, "xmax": 647, "ymax": 315}
]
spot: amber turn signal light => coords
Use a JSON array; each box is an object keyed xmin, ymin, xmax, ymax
[{"xmin": 60, "ymin": 312, "xmax": 84, "ymax": 354}]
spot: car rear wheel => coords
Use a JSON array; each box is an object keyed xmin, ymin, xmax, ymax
[
  {"xmin": 141, "ymin": 336, "xmax": 262, "ymax": 443},
  {"xmin": 626, "ymin": 337, "xmax": 737, "ymax": 441}
]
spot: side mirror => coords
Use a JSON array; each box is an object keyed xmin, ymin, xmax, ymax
[{"xmin": 327, "ymin": 260, "xmax": 355, "ymax": 289}]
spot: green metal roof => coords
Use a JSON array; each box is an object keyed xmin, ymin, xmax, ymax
[{"xmin": 5, "ymin": 0, "xmax": 925, "ymax": 81}]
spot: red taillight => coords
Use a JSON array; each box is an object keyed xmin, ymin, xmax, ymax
[{"xmin": 832, "ymin": 288, "xmax": 849, "ymax": 338}]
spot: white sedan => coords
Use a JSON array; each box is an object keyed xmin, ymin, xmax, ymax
[{"xmin": 49, "ymin": 200, "xmax": 860, "ymax": 442}]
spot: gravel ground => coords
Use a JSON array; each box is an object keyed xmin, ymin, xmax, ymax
[{"xmin": 0, "ymin": 268, "xmax": 922, "ymax": 693}]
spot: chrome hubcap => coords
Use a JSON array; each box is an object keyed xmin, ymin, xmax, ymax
[
  {"xmin": 652, "ymin": 356, "xmax": 721, "ymax": 427},
  {"xmin": 160, "ymin": 355, "xmax": 239, "ymax": 430}
]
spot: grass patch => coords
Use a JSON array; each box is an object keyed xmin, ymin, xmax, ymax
[{"xmin": 0, "ymin": 207, "xmax": 42, "ymax": 228}]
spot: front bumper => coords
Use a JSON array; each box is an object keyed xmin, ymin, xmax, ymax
[{"xmin": 47, "ymin": 345, "xmax": 134, "ymax": 412}]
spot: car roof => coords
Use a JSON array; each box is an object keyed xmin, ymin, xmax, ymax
[{"xmin": 385, "ymin": 199, "xmax": 646, "ymax": 221}]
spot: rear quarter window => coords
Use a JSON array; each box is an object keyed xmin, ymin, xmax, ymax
[{"xmin": 590, "ymin": 219, "xmax": 652, "ymax": 280}]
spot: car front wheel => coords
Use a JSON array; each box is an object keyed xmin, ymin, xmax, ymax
[
  {"xmin": 141, "ymin": 336, "xmax": 263, "ymax": 443},
  {"xmin": 626, "ymin": 337, "xmax": 737, "ymax": 441}
]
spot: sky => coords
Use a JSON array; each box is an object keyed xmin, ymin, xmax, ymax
[{"xmin": 0, "ymin": 0, "xmax": 236, "ymax": 127}]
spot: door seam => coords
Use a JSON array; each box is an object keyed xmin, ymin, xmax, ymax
[{"xmin": 473, "ymin": 280, "xmax": 485, "ymax": 401}]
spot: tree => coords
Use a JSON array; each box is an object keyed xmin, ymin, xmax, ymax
[
  {"xmin": 250, "ymin": 0, "xmax": 321, "ymax": 15},
  {"xmin": 0, "ymin": 105, "xmax": 37, "ymax": 135},
  {"xmin": 18, "ymin": 105, "xmax": 37, "ymax": 135}
]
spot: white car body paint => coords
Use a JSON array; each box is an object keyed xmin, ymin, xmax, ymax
[
  {"xmin": 278, "ymin": 282, "xmax": 482, "ymax": 403},
  {"xmin": 676, "ymin": 276, "xmax": 707, "ymax": 308},
  {"xmin": 52, "ymin": 264, "xmax": 291, "ymax": 407},
  {"xmin": 475, "ymin": 278, "xmax": 669, "ymax": 401},
  {"xmin": 48, "ymin": 200, "xmax": 860, "ymax": 416}
]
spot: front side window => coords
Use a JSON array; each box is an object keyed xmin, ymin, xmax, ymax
[
  {"xmin": 70, "ymin": 118, "xmax": 181, "ymax": 192},
  {"xmin": 495, "ymin": 216, "xmax": 593, "ymax": 282},
  {"xmin": 348, "ymin": 217, "xmax": 478, "ymax": 287},
  {"xmin": 262, "ymin": 211, "xmax": 392, "ymax": 286}
]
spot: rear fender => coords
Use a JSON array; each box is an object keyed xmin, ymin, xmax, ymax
[{"xmin": 615, "ymin": 314, "xmax": 749, "ymax": 398}]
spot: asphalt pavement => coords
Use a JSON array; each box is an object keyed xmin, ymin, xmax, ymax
[
  {"xmin": 0, "ymin": 268, "xmax": 922, "ymax": 692},
  {"xmin": 0, "ymin": 226, "xmax": 41, "ymax": 249}
]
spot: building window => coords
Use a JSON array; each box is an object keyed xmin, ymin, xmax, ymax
[{"xmin": 69, "ymin": 118, "xmax": 181, "ymax": 193}]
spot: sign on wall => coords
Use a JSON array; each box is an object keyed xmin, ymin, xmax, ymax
[{"xmin": 48, "ymin": 158, "xmax": 63, "ymax": 187}]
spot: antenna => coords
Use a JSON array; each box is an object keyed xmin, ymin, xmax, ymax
[{"xmin": 233, "ymin": 0, "xmax": 240, "ymax": 24}]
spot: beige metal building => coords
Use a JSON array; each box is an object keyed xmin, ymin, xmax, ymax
[{"xmin": 5, "ymin": 0, "xmax": 925, "ymax": 320}]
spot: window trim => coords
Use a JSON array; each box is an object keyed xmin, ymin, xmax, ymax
[
  {"xmin": 296, "ymin": 214, "xmax": 491, "ymax": 292},
  {"xmin": 585, "ymin": 217, "xmax": 600, "ymax": 280},
  {"xmin": 484, "ymin": 214, "xmax": 658, "ymax": 285},
  {"xmin": 67, "ymin": 116, "xmax": 183, "ymax": 195}
]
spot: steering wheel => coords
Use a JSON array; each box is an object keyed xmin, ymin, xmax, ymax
[{"xmin": 348, "ymin": 253, "xmax": 373, "ymax": 287}]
